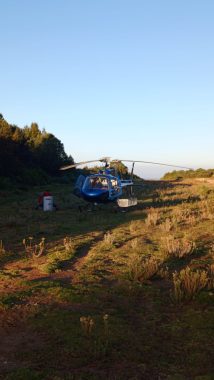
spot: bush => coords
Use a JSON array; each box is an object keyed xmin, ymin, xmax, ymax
[
  {"xmin": 127, "ymin": 255, "xmax": 160, "ymax": 283},
  {"xmin": 171, "ymin": 267, "xmax": 208, "ymax": 303},
  {"xmin": 145, "ymin": 208, "xmax": 160, "ymax": 227},
  {"xmin": 162, "ymin": 168, "xmax": 214, "ymax": 181},
  {"xmin": 0, "ymin": 177, "xmax": 14, "ymax": 189},
  {"xmin": 161, "ymin": 235, "xmax": 196, "ymax": 259},
  {"xmin": 19, "ymin": 168, "xmax": 50, "ymax": 185}
]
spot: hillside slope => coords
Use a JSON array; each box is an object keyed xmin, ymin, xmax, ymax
[{"xmin": 0, "ymin": 180, "xmax": 214, "ymax": 379}]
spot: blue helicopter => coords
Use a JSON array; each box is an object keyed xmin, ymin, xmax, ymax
[{"xmin": 60, "ymin": 157, "xmax": 191, "ymax": 208}]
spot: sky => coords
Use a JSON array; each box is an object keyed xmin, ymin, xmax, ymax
[{"xmin": 1, "ymin": 0, "xmax": 214, "ymax": 178}]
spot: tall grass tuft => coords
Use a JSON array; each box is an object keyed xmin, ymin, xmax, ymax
[
  {"xmin": 80, "ymin": 316, "xmax": 95, "ymax": 336},
  {"xmin": 159, "ymin": 218, "xmax": 174, "ymax": 233},
  {"xmin": 173, "ymin": 205, "xmax": 192, "ymax": 224},
  {"xmin": 129, "ymin": 220, "xmax": 143, "ymax": 235},
  {"xmin": 0, "ymin": 241, "xmax": 6, "ymax": 255},
  {"xmin": 171, "ymin": 266, "xmax": 208, "ymax": 303},
  {"xmin": 208, "ymin": 263, "xmax": 214, "ymax": 290},
  {"xmin": 63, "ymin": 236, "xmax": 73, "ymax": 252},
  {"xmin": 127, "ymin": 254, "xmax": 160, "ymax": 283},
  {"xmin": 23, "ymin": 237, "xmax": 45, "ymax": 257},
  {"xmin": 100, "ymin": 232, "xmax": 115, "ymax": 250},
  {"xmin": 130, "ymin": 237, "xmax": 145, "ymax": 253},
  {"xmin": 145, "ymin": 208, "xmax": 160, "ymax": 227},
  {"xmin": 199, "ymin": 200, "xmax": 214, "ymax": 220},
  {"xmin": 161, "ymin": 235, "xmax": 196, "ymax": 259}
]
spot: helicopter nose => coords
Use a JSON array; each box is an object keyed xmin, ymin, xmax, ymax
[
  {"xmin": 87, "ymin": 189, "xmax": 108, "ymax": 197},
  {"xmin": 82, "ymin": 189, "xmax": 109, "ymax": 203}
]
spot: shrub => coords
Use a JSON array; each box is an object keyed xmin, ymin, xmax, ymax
[
  {"xmin": 100, "ymin": 232, "xmax": 115, "ymax": 250},
  {"xmin": 208, "ymin": 263, "xmax": 214, "ymax": 290},
  {"xmin": 130, "ymin": 237, "xmax": 145, "ymax": 252},
  {"xmin": 145, "ymin": 208, "xmax": 160, "ymax": 227},
  {"xmin": 198, "ymin": 185, "xmax": 212, "ymax": 200},
  {"xmin": 80, "ymin": 316, "xmax": 95, "ymax": 336},
  {"xmin": 199, "ymin": 200, "xmax": 214, "ymax": 220},
  {"xmin": 161, "ymin": 235, "xmax": 196, "ymax": 259},
  {"xmin": 63, "ymin": 236, "xmax": 73, "ymax": 252},
  {"xmin": 20, "ymin": 168, "xmax": 50, "ymax": 185},
  {"xmin": 0, "ymin": 240, "xmax": 6, "ymax": 255},
  {"xmin": 173, "ymin": 205, "xmax": 195, "ymax": 224},
  {"xmin": 23, "ymin": 237, "xmax": 45, "ymax": 257},
  {"xmin": 185, "ymin": 214, "xmax": 197, "ymax": 226},
  {"xmin": 127, "ymin": 255, "xmax": 160, "ymax": 283},
  {"xmin": 162, "ymin": 168, "xmax": 214, "ymax": 181},
  {"xmin": 171, "ymin": 267, "xmax": 208, "ymax": 303},
  {"xmin": 129, "ymin": 220, "xmax": 143, "ymax": 235},
  {"xmin": 159, "ymin": 218, "xmax": 174, "ymax": 233}
]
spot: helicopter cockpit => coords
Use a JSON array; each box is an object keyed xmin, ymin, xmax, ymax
[{"xmin": 83, "ymin": 176, "xmax": 109, "ymax": 191}]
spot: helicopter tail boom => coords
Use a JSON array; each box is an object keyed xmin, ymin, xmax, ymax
[{"xmin": 120, "ymin": 180, "xmax": 134, "ymax": 187}]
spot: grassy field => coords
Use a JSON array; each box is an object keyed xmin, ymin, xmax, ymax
[{"xmin": 0, "ymin": 180, "xmax": 214, "ymax": 380}]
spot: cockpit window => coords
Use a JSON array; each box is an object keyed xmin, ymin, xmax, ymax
[
  {"xmin": 85, "ymin": 176, "xmax": 109, "ymax": 190},
  {"xmin": 110, "ymin": 179, "xmax": 118, "ymax": 188}
]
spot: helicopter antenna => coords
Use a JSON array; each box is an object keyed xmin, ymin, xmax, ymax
[{"xmin": 131, "ymin": 162, "xmax": 135, "ymax": 180}]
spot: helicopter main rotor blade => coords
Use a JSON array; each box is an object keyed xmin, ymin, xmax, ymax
[
  {"xmin": 60, "ymin": 160, "xmax": 101, "ymax": 171},
  {"xmin": 60, "ymin": 157, "xmax": 111, "ymax": 171},
  {"xmin": 60, "ymin": 157, "xmax": 192, "ymax": 171},
  {"xmin": 117, "ymin": 160, "xmax": 192, "ymax": 170}
]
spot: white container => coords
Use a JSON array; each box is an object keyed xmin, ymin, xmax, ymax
[
  {"xmin": 117, "ymin": 198, "xmax": 138, "ymax": 208},
  {"xmin": 43, "ymin": 196, "xmax": 54, "ymax": 211}
]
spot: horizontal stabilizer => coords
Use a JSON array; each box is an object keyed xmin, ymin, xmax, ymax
[{"xmin": 120, "ymin": 180, "xmax": 134, "ymax": 187}]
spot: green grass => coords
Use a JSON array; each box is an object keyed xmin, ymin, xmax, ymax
[{"xmin": 0, "ymin": 180, "xmax": 214, "ymax": 379}]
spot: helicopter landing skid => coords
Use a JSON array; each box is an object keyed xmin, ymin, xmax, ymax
[{"xmin": 117, "ymin": 198, "xmax": 138, "ymax": 208}]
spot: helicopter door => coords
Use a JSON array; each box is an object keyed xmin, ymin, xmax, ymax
[
  {"xmin": 74, "ymin": 175, "xmax": 86, "ymax": 197},
  {"xmin": 110, "ymin": 179, "xmax": 121, "ymax": 197}
]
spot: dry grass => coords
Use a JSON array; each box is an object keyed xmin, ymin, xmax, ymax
[
  {"xmin": 130, "ymin": 238, "xmax": 139, "ymax": 250},
  {"xmin": 185, "ymin": 214, "xmax": 198, "ymax": 226},
  {"xmin": 129, "ymin": 220, "xmax": 143, "ymax": 235},
  {"xmin": 145, "ymin": 208, "xmax": 160, "ymax": 227},
  {"xmin": 199, "ymin": 200, "xmax": 214, "ymax": 220},
  {"xmin": 80, "ymin": 316, "xmax": 95, "ymax": 336},
  {"xmin": 0, "ymin": 240, "xmax": 6, "ymax": 255},
  {"xmin": 22, "ymin": 237, "xmax": 46, "ymax": 257},
  {"xmin": 159, "ymin": 218, "xmax": 174, "ymax": 233},
  {"xmin": 173, "ymin": 205, "xmax": 193, "ymax": 222},
  {"xmin": 2, "ymin": 180, "xmax": 214, "ymax": 378},
  {"xmin": 208, "ymin": 263, "xmax": 214, "ymax": 290},
  {"xmin": 63, "ymin": 236, "xmax": 73, "ymax": 251},
  {"xmin": 161, "ymin": 235, "xmax": 196, "ymax": 259},
  {"xmin": 100, "ymin": 232, "xmax": 115, "ymax": 250},
  {"xmin": 172, "ymin": 205, "xmax": 200, "ymax": 227},
  {"xmin": 171, "ymin": 266, "xmax": 208, "ymax": 303},
  {"xmin": 127, "ymin": 254, "xmax": 160, "ymax": 283}
]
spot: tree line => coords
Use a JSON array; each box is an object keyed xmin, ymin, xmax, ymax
[
  {"xmin": 0, "ymin": 114, "xmax": 73, "ymax": 185},
  {"xmin": 162, "ymin": 168, "xmax": 214, "ymax": 181}
]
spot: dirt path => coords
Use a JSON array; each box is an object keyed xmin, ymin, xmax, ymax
[
  {"xmin": 2, "ymin": 232, "xmax": 105, "ymax": 292},
  {"xmin": 51, "ymin": 232, "xmax": 105, "ymax": 284}
]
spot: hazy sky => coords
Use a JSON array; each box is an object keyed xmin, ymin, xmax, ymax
[{"xmin": 1, "ymin": 0, "xmax": 214, "ymax": 178}]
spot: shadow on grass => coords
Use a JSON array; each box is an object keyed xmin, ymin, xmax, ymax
[
  {"xmin": 164, "ymin": 241, "xmax": 211, "ymax": 273},
  {"xmin": 141, "ymin": 195, "xmax": 201, "ymax": 209}
]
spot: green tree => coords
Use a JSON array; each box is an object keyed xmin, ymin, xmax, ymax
[
  {"xmin": 36, "ymin": 133, "xmax": 73, "ymax": 175},
  {"xmin": 0, "ymin": 115, "xmax": 74, "ymax": 181}
]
